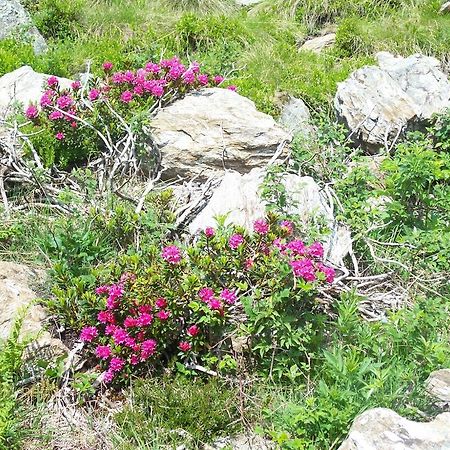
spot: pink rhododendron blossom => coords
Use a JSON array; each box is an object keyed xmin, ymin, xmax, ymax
[
  {"xmin": 190, "ymin": 61, "xmax": 200, "ymax": 73},
  {"xmin": 205, "ymin": 227, "xmax": 215, "ymax": 238},
  {"xmin": 55, "ymin": 132, "xmax": 65, "ymax": 140},
  {"xmin": 124, "ymin": 316, "xmax": 138, "ymax": 328},
  {"xmin": 109, "ymin": 357, "xmax": 125, "ymax": 372},
  {"xmin": 317, "ymin": 263, "xmax": 335, "ymax": 283},
  {"xmin": 120, "ymin": 90, "xmax": 133, "ymax": 103},
  {"xmin": 71, "ymin": 121, "xmax": 77, "ymax": 128},
  {"xmin": 47, "ymin": 76, "xmax": 59, "ymax": 87},
  {"xmin": 56, "ymin": 95, "xmax": 73, "ymax": 109},
  {"xmin": 208, "ymin": 298, "xmax": 222, "ymax": 310},
  {"xmin": 245, "ymin": 259, "xmax": 254, "ymax": 270},
  {"xmin": 80, "ymin": 326, "xmax": 98, "ymax": 342},
  {"xmin": 49, "ymin": 111, "xmax": 63, "ymax": 120},
  {"xmin": 113, "ymin": 328, "xmax": 130, "ymax": 345},
  {"xmin": 112, "ymin": 72, "xmax": 125, "ymax": 83},
  {"xmin": 71, "ymin": 80, "xmax": 81, "ymax": 90},
  {"xmin": 103, "ymin": 61, "xmax": 113, "ymax": 71},
  {"xmin": 199, "ymin": 287, "xmax": 214, "ymax": 302},
  {"xmin": 137, "ymin": 313, "xmax": 153, "ymax": 326},
  {"xmin": 227, "ymin": 85, "xmax": 237, "ymax": 92},
  {"xmin": 138, "ymin": 305, "xmax": 152, "ymax": 314},
  {"xmin": 220, "ymin": 289, "xmax": 237, "ymax": 305},
  {"xmin": 229, "ymin": 234, "xmax": 244, "ymax": 249},
  {"xmin": 254, "ymin": 219, "xmax": 269, "ymax": 235},
  {"xmin": 141, "ymin": 339, "xmax": 157, "ymax": 359},
  {"xmin": 125, "ymin": 336, "xmax": 136, "ymax": 347},
  {"xmin": 273, "ymin": 238, "xmax": 286, "ymax": 252},
  {"xmin": 97, "ymin": 310, "xmax": 115, "ymax": 324},
  {"xmin": 182, "ymin": 70, "xmax": 195, "ymax": 85},
  {"xmin": 178, "ymin": 341, "xmax": 191, "ymax": 352},
  {"xmin": 88, "ymin": 89, "xmax": 100, "ymax": 101},
  {"xmin": 290, "ymin": 259, "xmax": 316, "ymax": 282},
  {"xmin": 307, "ymin": 242, "xmax": 324, "ymax": 258},
  {"xmin": 157, "ymin": 310, "xmax": 170, "ymax": 320},
  {"xmin": 187, "ymin": 325, "xmax": 200, "ymax": 337},
  {"xmin": 133, "ymin": 85, "xmax": 144, "ymax": 96},
  {"xmin": 40, "ymin": 94, "xmax": 52, "ymax": 107},
  {"xmin": 287, "ymin": 239, "xmax": 306, "ymax": 256},
  {"xmin": 95, "ymin": 345, "xmax": 112, "ymax": 359},
  {"xmin": 124, "ymin": 70, "xmax": 135, "ymax": 82},
  {"xmin": 198, "ymin": 74, "xmax": 208, "ymax": 85},
  {"xmin": 145, "ymin": 62, "xmax": 160, "ymax": 73},
  {"xmin": 280, "ymin": 220, "xmax": 294, "ymax": 235},
  {"xmin": 162, "ymin": 245, "xmax": 182, "ymax": 264},
  {"xmin": 213, "ymin": 75, "xmax": 224, "ymax": 84},
  {"xmin": 106, "ymin": 284, "xmax": 124, "ymax": 309},
  {"xmin": 105, "ymin": 324, "xmax": 117, "ymax": 335},
  {"xmin": 95, "ymin": 285, "xmax": 109, "ymax": 295},
  {"xmin": 130, "ymin": 354, "xmax": 140, "ymax": 365},
  {"xmin": 103, "ymin": 369, "xmax": 115, "ymax": 383},
  {"xmin": 155, "ymin": 298, "xmax": 167, "ymax": 309},
  {"xmin": 25, "ymin": 105, "xmax": 39, "ymax": 120}
]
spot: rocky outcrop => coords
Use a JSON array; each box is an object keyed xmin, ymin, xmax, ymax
[
  {"xmin": 338, "ymin": 408, "xmax": 450, "ymax": 450},
  {"xmin": 188, "ymin": 169, "xmax": 352, "ymax": 267},
  {"xmin": 0, "ymin": 0, "xmax": 47, "ymax": 54},
  {"xmin": 0, "ymin": 261, "xmax": 66, "ymax": 357},
  {"xmin": 299, "ymin": 34, "xmax": 336, "ymax": 53},
  {"xmin": 426, "ymin": 369, "xmax": 450, "ymax": 409},
  {"xmin": 149, "ymin": 88, "xmax": 291, "ymax": 180},
  {"xmin": 335, "ymin": 52, "xmax": 450, "ymax": 151},
  {"xmin": 0, "ymin": 65, "xmax": 72, "ymax": 116},
  {"xmin": 278, "ymin": 96, "xmax": 313, "ymax": 136}
]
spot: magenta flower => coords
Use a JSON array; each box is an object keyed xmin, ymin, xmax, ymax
[
  {"xmin": 307, "ymin": 242, "xmax": 324, "ymax": 258},
  {"xmin": 97, "ymin": 310, "xmax": 115, "ymax": 324},
  {"xmin": 182, "ymin": 70, "xmax": 195, "ymax": 85},
  {"xmin": 229, "ymin": 234, "xmax": 244, "ymax": 249},
  {"xmin": 113, "ymin": 327, "xmax": 130, "ymax": 345},
  {"xmin": 109, "ymin": 357, "xmax": 125, "ymax": 372},
  {"xmin": 208, "ymin": 298, "xmax": 222, "ymax": 310},
  {"xmin": 49, "ymin": 111, "xmax": 63, "ymax": 120},
  {"xmin": 141, "ymin": 339, "xmax": 157, "ymax": 359},
  {"xmin": 198, "ymin": 74, "xmax": 208, "ymax": 85},
  {"xmin": 95, "ymin": 345, "xmax": 112, "ymax": 360},
  {"xmin": 71, "ymin": 80, "xmax": 81, "ymax": 90},
  {"xmin": 254, "ymin": 219, "xmax": 269, "ymax": 235},
  {"xmin": 95, "ymin": 285, "xmax": 109, "ymax": 295},
  {"xmin": 103, "ymin": 369, "xmax": 115, "ymax": 383},
  {"xmin": 55, "ymin": 132, "xmax": 65, "ymax": 140},
  {"xmin": 155, "ymin": 298, "xmax": 167, "ymax": 309},
  {"xmin": 112, "ymin": 72, "xmax": 125, "ymax": 83},
  {"xmin": 199, "ymin": 287, "xmax": 214, "ymax": 302},
  {"xmin": 133, "ymin": 85, "xmax": 144, "ymax": 96},
  {"xmin": 103, "ymin": 61, "xmax": 113, "ymax": 71},
  {"xmin": 187, "ymin": 325, "xmax": 200, "ymax": 337},
  {"xmin": 47, "ymin": 75, "xmax": 59, "ymax": 87},
  {"xmin": 40, "ymin": 94, "xmax": 52, "ymax": 107},
  {"xmin": 178, "ymin": 341, "xmax": 191, "ymax": 352},
  {"xmin": 138, "ymin": 305, "xmax": 152, "ymax": 314},
  {"xmin": 290, "ymin": 259, "xmax": 316, "ymax": 282},
  {"xmin": 287, "ymin": 239, "xmax": 306, "ymax": 256},
  {"xmin": 88, "ymin": 89, "xmax": 100, "ymax": 101},
  {"xmin": 71, "ymin": 121, "xmax": 77, "ymax": 128},
  {"xmin": 130, "ymin": 354, "xmax": 140, "ymax": 365},
  {"xmin": 105, "ymin": 324, "xmax": 117, "ymax": 336},
  {"xmin": 204, "ymin": 227, "xmax": 215, "ymax": 238},
  {"xmin": 56, "ymin": 95, "xmax": 73, "ymax": 109},
  {"xmin": 280, "ymin": 220, "xmax": 294, "ymax": 235},
  {"xmin": 161, "ymin": 245, "xmax": 182, "ymax": 264},
  {"xmin": 25, "ymin": 104, "xmax": 39, "ymax": 120},
  {"xmin": 124, "ymin": 316, "xmax": 138, "ymax": 328},
  {"xmin": 80, "ymin": 326, "xmax": 98, "ymax": 342},
  {"xmin": 137, "ymin": 313, "xmax": 153, "ymax": 326},
  {"xmin": 120, "ymin": 90, "xmax": 133, "ymax": 103},
  {"xmin": 273, "ymin": 238, "xmax": 286, "ymax": 252},
  {"xmin": 213, "ymin": 75, "xmax": 224, "ymax": 85},
  {"xmin": 106, "ymin": 284, "xmax": 124, "ymax": 309},
  {"xmin": 145, "ymin": 62, "xmax": 160, "ymax": 73},
  {"xmin": 220, "ymin": 289, "xmax": 237, "ymax": 305},
  {"xmin": 227, "ymin": 85, "xmax": 237, "ymax": 92},
  {"xmin": 317, "ymin": 263, "xmax": 335, "ymax": 283},
  {"xmin": 157, "ymin": 310, "xmax": 170, "ymax": 320}
]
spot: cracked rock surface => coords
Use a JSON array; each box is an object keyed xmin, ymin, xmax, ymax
[{"xmin": 335, "ymin": 52, "xmax": 450, "ymax": 151}]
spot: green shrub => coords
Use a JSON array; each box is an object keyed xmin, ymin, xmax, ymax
[{"xmin": 0, "ymin": 40, "xmax": 37, "ymax": 77}]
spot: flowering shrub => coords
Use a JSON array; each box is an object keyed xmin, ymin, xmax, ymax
[
  {"xmin": 78, "ymin": 215, "xmax": 335, "ymax": 384},
  {"xmin": 24, "ymin": 56, "xmax": 233, "ymax": 167}
]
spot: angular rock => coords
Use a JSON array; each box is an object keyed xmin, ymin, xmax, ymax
[
  {"xmin": 335, "ymin": 52, "xmax": 450, "ymax": 151},
  {"xmin": 279, "ymin": 96, "xmax": 313, "ymax": 136},
  {"xmin": 426, "ymin": 369, "xmax": 450, "ymax": 408},
  {"xmin": 338, "ymin": 408, "xmax": 450, "ymax": 450},
  {"xmin": 0, "ymin": 261, "xmax": 66, "ymax": 357},
  {"xmin": 149, "ymin": 88, "xmax": 292, "ymax": 180},
  {"xmin": 188, "ymin": 169, "xmax": 352, "ymax": 267},
  {"xmin": 299, "ymin": 33, "xmax": 336, "ymax": 53},
  {"xmin": 0, "ymin": 65, "xmax": 72, "ymax": 116},
  {"xmin": 0, "ymin": 0, "xmax": 47, "ymax": 54}
]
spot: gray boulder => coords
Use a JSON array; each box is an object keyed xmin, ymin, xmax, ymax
[
  {"xmin": 188, "ymin": 168, "xmax": 352, "ymax": 267},
  {"xmin": 0, "ymin": 65, "xmax": 72, "ymax": 116},
  {"xmin": 426, "ymin": 369, "xmax": 450, "ymax": 409},
  {"xmin": 339, "ymin": 408, "xmax": 450, "ymax": 450},
  {"xmin": 0, "ymin": 0, "xmax": 47, "ymax": 54},
  {"xmin": 149, "ymin": 88, "xmax": 292, "ymax": 180},
  {"xmin": 279, "ymin": 96, "xmax": 313, "ymax": 136},
  {"xmin": 335, "ymin": 52, "xmax": 450, "ymax": 151}
]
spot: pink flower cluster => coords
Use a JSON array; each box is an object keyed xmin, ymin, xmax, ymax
[{"xmin": 198, "ymin": 286, "xmax": 237, "ymax": 312}]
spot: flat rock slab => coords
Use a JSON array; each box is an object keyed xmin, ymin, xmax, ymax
[
  {"xmin": 338, "ymin": 407, "xmax": 450, "ymax": 450},
  {"xmin": 426, "ymin": 369, "xmax": 450, "ymax": 407},
  {"xmin": 149, "ymin": 88, "xmax": 291, "ymax": 180},
  {"xmin": 299, "ymin": 33, "xmax": 336, "ymax": 53}
]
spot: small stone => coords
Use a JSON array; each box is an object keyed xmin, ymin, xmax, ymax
[
  {"xmin": 439, "ymin": 1, "xmax": 450, "ymax": 13},
  {"xmin": 299, "ymin": 33, "xmax": 336, "ymax": 53}
]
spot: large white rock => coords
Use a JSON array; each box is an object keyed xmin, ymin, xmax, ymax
[
  {"xmin": 188, "ymin": 169, "xmax": 352, "ymax": 267},
  {"xmin": 0, "ymin": 261, "xmax": 66, "ymax": 357},
  {"xmin": 335, "ymin": 52, "xmax": 450, "ymax": 150},
  {"xmin": 0, "ymin": 65, "xmax": 72, "ymax": 116},
  {"xmin": 426, "ymin": 369, "xmax": 450, "ymax": 408},
  {"xmin": 150, "ymin": 88, "xmax": 292, "ymax": 179},
  {"xmin": 0, "ymin": 0, "xmax": 47, "ymax": 54},
  {"xmin": 338, "ymin": 408, "xmax": 450, "ymax": 450},
  {"xmin": 279, "ymin": 96, "xmax": 313, "ymax": 136}
]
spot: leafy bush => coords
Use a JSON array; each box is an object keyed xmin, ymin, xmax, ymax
[
  {"xmin": 74, "ymin": 217, "xmax": 335, "ymax": 384},
  {"xmin": 0, "ymin": 40, "xmax": 37, "ymax": 77}
]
